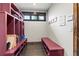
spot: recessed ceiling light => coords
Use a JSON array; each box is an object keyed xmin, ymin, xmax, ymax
[{"xmin": 33, "ymin": 3, "xmax": 36, "ymax": 6}]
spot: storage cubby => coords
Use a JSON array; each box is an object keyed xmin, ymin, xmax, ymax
[
  {"xmin": 11, "ymin": 3, "xmax": 23, "ymax": 16},
  {"xmin": 5, "ymin": 40, "xmax": 26, "ymax": 56},
  {"xmin": 7, "ymin": 14, "xmax": 15, "ymax": 34},
  {"xmin": 15, "ymin": 19, "xmax": 20, "ymax": 36},
  {"xmin": 11, "ymin": 3, "xmax": 23, "ymax": 19},
  {"xmin": 0, "ymin": 3, "xmax": 23, "ymax": 20},
  {"xmin": 0, "ymin": 3, "xmax": 26, "ymax": 56},
  {"xmin": 20, "ymin": 21, "xmax": 24, "ymax": 35}
]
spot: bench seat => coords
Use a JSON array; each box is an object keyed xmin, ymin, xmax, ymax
[{"xmin": 41, "ymin": 37, "xmax": 64, "ymax": 56}]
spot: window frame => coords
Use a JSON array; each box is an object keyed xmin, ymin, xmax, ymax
[{"xmin": 22, "ymin": 12, "xmax": 46, "ymax": 21}]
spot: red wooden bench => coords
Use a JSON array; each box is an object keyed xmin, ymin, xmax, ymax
[{"xmin": 41, "ymin": 37, "xmax": 64, "ymax": 56}]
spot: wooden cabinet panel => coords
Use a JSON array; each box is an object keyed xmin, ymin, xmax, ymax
[{"xmin": 0, "ymin": 12, "xmax": 7, "ymax": 55}]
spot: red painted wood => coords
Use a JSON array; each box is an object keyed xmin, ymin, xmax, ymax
[
  {"xmin": 2, "ymin": 3, "xmax": 11, "ymax": 13},
  {"xmin": 5, "ymin": 40, "xmax": 26, "ymax": 56},
  {"xmin": 0, "ymin": 3, "xmax": 23, "ymax": 19},
  {"xmin": 41, "ymin": 37, "xmax": 64, "ymax": 56},
  {"xmin": 7, "ymin": 14, "xmax": 15, "ymax": 34},
  {"xmin": 0, "ymin": 12, "xmax": 7, "ymax": 55},
  {"xmin": 0, "ymin": 3, "xmax": 24, "ymax": 56},
  {"xmin": 0, "ymin": 4, "xmax": 2, "ymax": 11},
  {"xmin": 20, "ymin": 21, "xmax": 24, "ymax": 35},
  {"xmin": 15, "ymin": 19, "xmax": 20, "ymax": 36}
]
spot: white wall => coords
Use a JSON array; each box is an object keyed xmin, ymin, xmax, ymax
[
  {"xmin": 46, "ymin": 3, "xmax": 73, "ymax": 56},
  {"xmin": 24, "ymin": 21, "xmax": 48, "ymax": 42},
  {"xmin": 24, "ymin": 3, "xmax": 73, "ymax": 56}
]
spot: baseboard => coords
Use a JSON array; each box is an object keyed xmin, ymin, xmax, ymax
[{"xmin": 27, "ymin": 41, "xmax": 41, "ymax": 44}]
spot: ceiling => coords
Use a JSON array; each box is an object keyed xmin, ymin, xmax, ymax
[{"xmin": 15, "ymin": 3, "xmax": 52, "ymax": 12}]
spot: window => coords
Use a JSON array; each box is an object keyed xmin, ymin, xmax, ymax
[
  {"xmin": 38, "ymin": 16, "xmax": 44, "ymax": 20},
  {"xmin": 24, "ymin": 15, "xmax": 30, "ymax": 20},
  {"xmin": 22, "ymin": 12, "xmax": 46, "ymax": 21},
  {"xmin": 31, "ymin": 15, "xmax": 37, "ymax": 20}
]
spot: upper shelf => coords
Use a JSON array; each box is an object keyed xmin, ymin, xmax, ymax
[
  {"xmin": 11, "ymin": 3, "xmax": 23, "ymax": 19},
  {"xmin": 11, "ymin": 3, "xmax": 23, "ymax": 16},
  {"xmin": 0, "ymin": 3, "xmax": 23, "ymax": 20}
]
